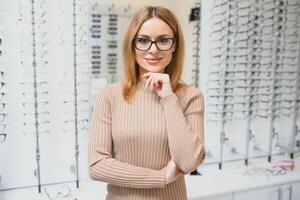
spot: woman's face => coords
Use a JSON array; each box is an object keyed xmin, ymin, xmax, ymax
[{"xmin": 134, "ymin": 17, "xmax": 176, "ymax": 75}]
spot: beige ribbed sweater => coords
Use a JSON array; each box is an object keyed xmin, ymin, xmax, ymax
[{"xmin": 88, "ymin": 80, "xmax": 205, "ymax": 200}]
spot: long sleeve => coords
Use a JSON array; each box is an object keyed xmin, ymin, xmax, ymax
[
  {"xmin": 88, "ymin": 85, "xmax": 166, "ymax": 189},
  {"xmin": 160, "ymin": 87, "xmax": 206, "ymax": 173}
]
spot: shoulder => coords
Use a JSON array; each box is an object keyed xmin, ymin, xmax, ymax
[
  {"xmin": 176, "ymin": 83, "xmax": 204, "ymax": 103},
  {"xmin": 95, "ymin": 82, "xmax": 121, "ymax": 103},
  {"xmin": 175, "ymin": 83, "xmax": 204, "ymax": 112}
]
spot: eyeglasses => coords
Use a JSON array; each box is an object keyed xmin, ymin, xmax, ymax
[
  {"xmin": 133, "ymin": 37, "xmax": 175, "ymax": 51},
  {"xmin": 42, "ymin": 185, "xmax": 77, "ymax": 200},
  {"xmin": 0, "ymin": 133, "xmax": 6, "ymax": 143},
  {"xmin": 243, "ymin": 166, "xmax": 287, "ymax": 181},
  {"xmin": 0, "ymin": 113, "xmax": 7, "ymax": 122}
]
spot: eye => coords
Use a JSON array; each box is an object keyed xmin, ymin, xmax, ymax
[
  {"xmin": 135, "ymin": 38, "xmax": 150, "ymax": 44},
  {"xmin": 158, "ymin": 38, "xmax": 172, "ymax": 45}
]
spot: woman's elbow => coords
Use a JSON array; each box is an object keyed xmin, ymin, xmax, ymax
[
  {"xmin": 89, "ymin": 164, "xmax": 105, "ymax": 182},
  {"xmin": 180, "ymin": 148, "xmax": 206, "ymax": 174},
  {"xmin": 88, "ymin": 154, "xmax": 112, "ymax": 181},
  {"xmin": 196, "ymin": 147, "xmax": 206, "ymax": 166},
  {"xmin": 89, "ymin": 165, "xmax": 98, "ymax": 181}
]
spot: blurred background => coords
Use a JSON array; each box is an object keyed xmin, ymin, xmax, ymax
[{"xmin": 0, "ymin": 0, "xmax": 300, "ymax": 199}]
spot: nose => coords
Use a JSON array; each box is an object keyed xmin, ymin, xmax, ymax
[{"xmin": 148, "ymin": 42, "xmax": 159, "ymax": 54}]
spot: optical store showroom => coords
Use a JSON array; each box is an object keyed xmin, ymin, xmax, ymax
[{"xmin": 0, "ymin": 0, "xmax": 300, "ymax": 199}]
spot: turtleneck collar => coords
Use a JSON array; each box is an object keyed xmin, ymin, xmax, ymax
[{"xmin": 137, "ymin": 79, "xmax": 154, "ymax": 93}]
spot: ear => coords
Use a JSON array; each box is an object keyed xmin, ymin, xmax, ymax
[{"xmin": 172, "ymin": 43, "xmax": 176, "ymax": 53}]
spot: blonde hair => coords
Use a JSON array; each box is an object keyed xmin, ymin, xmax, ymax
[{"xmin": 122, "ymin": 6, "xmax": 185, "ymax": 103}]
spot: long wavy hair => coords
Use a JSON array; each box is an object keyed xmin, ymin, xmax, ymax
[{"xmin": 122, "ymin": 6, "xmax": 185, "ymax": 103}]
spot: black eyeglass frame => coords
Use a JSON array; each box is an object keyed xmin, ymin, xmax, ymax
[
  {"xmin": 0, "ymin": 133, "xmax": 6, "ymax": 143},
  {"xmin": 132, "ymin": 37, "xmax": 176, "ymax": 51}
]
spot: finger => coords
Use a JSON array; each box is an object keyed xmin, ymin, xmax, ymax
[
  {"xmin": 156, "ymin": 82, "xmax": 162, "ymax": 90},
  {"xmin": 155, "ymin": 79, "xmax": 162, "ymax": 89},
  {"xmin": 145, "ymin": 75, "xmax": 153, "ymax": 88},
  {"xmin": 150, "ymin": 78, "xmax": 157, "ymax": 91},
  {"xmin": 153, "ymin": 81, "xmax": 157, "ymax": 88},
  {"xmin": 179, "ymin": 170, "xmax": 185, "ymax": 177},
  {"xmin": 158, "ymin": 81, "xmax": 163, "ymax": 89},
  {"xmin": 151, "ymin": 78, "xmax": 159, "ymax": 90},
  {"xmin": 141, "ymin": 72, "xmax": 153, "ymax": 80},
  {"xmin": 177, "ymin": 171, "xmax": 183, "ymax": 177},
  {"xmin": 154, "ymin": 81, "xmax": 160, "ymax": 89},
  {"xmin": 181, "ymin": 170, "xmax": 187, "ymax": 176}
]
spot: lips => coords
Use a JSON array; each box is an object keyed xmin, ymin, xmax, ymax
[{"xmin": 144, "ymin": 57, "xmax": 162, "ymax": 63}]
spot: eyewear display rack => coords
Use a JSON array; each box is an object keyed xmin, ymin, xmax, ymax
[{"xmin": 207, "ymin": 0, "xmax": 300, "ymax": 169}]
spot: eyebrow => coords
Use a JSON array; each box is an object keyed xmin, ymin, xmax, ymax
[{"xmin": 136, "ymin": 34, "xmax": 173, "ymax": 38}]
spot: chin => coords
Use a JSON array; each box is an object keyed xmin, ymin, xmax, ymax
[{"xmin": 142, "ymin": 64, "xmax": 166, "ymax": 73}]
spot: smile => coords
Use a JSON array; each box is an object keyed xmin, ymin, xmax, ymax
[{"xmin": 144, "ymin": 58, "xmax": 162, "ymax": 63}]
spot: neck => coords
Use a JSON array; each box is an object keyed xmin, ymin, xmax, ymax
[
  {"xmin": 139, "ymin": 67, "xmax": 147, "ymax": 81},
  {"xmin": 138, "ymin": 66, "xmax": 165, "ymax": 79}
]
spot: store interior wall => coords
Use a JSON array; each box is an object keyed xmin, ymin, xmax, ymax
[
  {"xmin": 1, "ymin": 0, "xmax": 300, "ymax": 199},
  {"xmin": 0, "ymin": 0, "xmax": 200, "ymax": 199}
]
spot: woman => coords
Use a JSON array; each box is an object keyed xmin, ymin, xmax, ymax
[{"xmin": 88, "ymin": 6, "xmax": 205, "ymax": 200}]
